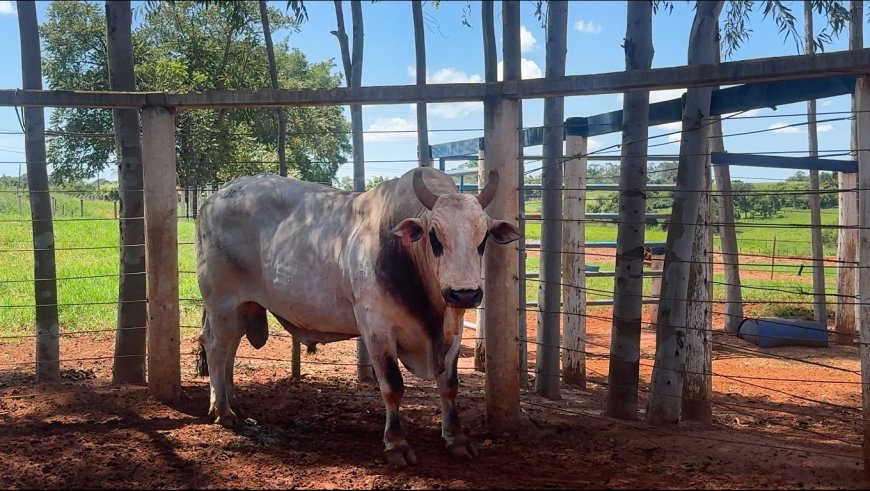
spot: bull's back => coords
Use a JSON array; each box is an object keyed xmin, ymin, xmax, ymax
[{"xmin": 196, "ymin": 174, "xmax": 360, "ymax": 333}]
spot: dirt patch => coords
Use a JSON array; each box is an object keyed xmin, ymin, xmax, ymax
[{"xmin": 0, "ymin": 312, "xmax": 867, "ymax": 489}]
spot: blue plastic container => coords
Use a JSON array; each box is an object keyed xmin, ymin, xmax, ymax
[{"xmin": 737, "ymin": 317, "xmax": 828, "ymax": 348}]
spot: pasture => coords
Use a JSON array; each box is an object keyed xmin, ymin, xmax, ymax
[{"xmin": 0, "ymin": 190, "xmax": 865, "ymax": 489}]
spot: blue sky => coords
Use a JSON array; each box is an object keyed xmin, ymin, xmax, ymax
[{"xmin": 0, "ymin": 0, "xmax": 864, "ymax": 183}]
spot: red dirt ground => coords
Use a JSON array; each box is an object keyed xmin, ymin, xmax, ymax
[{"xmin": 1, "ymin": 298, "xmax": 867, "ymax": 490}]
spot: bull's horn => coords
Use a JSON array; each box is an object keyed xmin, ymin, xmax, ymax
[
  {"xmin": 477, "ymin": 170, "xmax": 499, "ymax": 209},
  {"xmin": 413, "ymin": 168, "xmax": 439, "ymax": 210}
]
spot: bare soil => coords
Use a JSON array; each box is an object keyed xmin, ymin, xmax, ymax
[{"xmin": 1, "ymin": 297, "xmax": 867, "ymax": 490}]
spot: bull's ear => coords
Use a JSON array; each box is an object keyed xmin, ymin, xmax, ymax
[
  {"xmin": 488, "ymin": 220, "xmax": 522, "ymax": 244},
  {"xmin": 392, "ymin": 218, "xmax": 426, "ymax": 246}
]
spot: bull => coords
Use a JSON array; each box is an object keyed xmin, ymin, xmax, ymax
[{"xmin": 195, "ymin": 167, "xmax": 521, "ymax": 466}]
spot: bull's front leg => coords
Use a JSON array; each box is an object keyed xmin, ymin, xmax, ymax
[
  {"xmin": 437, "ymin": 340, "xmax": 477, "ymax": 459},
  {"xmin": 370, "ymin": 349, "xmax": 417, "ymax": 466}
]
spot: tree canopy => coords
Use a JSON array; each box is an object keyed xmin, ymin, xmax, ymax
[{"xmin": 41, "ymin": 0, "xmax": 351, "ymax": 186}]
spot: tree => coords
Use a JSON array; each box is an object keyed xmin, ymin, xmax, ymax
[
  {"xmin": 606, "ymin": 0, "xmax": 654, "ymax": 420},
  {"xmin": 536, "ymin": 0, "xmax": 568, "ymax": 399},
  {"xmin": 106, "ymin": 0, "xmax": 147, "ymax": 384},
  {"xmin": 647, "ymin": 0, "xmax": 724, "ymax": 426},
  {"xmin": 41, "ymin": 1, "xmax": 350, "ymax": 187},
  {"xmin": 412, "ymin": 1, "xmax": 429, "ymax": 167},
  {"xmin": 18, "ymin": 0, "xmax": 60, "ymax": 382},
  {"xmin": 331, "ymin": 0, "xmax": 372, "ymax": 382}
]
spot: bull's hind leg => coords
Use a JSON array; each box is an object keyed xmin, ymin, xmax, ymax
[{"xmin": 201, "ymin": 306, "xmax": 245, "ymax": 428}]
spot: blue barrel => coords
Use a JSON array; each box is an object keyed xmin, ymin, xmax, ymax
[{"xmin": 737, "ymin": 317, "xmax": 828, "ymax": 348}]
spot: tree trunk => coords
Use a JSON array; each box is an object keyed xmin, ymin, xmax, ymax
[
  {"xmin": 646, "ymin": 0, "xmax": 723, "ymax": 427},
  {"xmin": 482, "ymin": 0, "xmax": 521, "ymax": 432},
  {"xmin": 711, "ymin": 117, "xmax": 742, "ymax": 334},
  {"xmin": 804, "ymin": 1, "xmax": 827, "ymax": 326},
  {"xmin": 18, "ymin": 0, "xmax": 60, "ymax": 383},
  {"xmin": 333, "ymin": 0, "xmax": 373, "ymax": 382},
  {"xmin": 106, "ymin": 0, "xmax": 147, "ymax": 385},
  {"xmin": 259, "ymin": 0, "xmax": 300, "ymax": 378},
  {"xmin": 412, "ymin": 1, "xmax": 430, "ymax": 167},
  {"xmin": 682, "ymin": 127, "xmax": 713, "ymax": 424},
  {"xmin": 534, "ymin": 0, "xmax": 568, "ymax": 401},
  {"xmin": 475, "ymin": 0, "xmax": 497, "ymax": 373},
  {"xmin": 606, "ymin": 0, "xmax": 653, "ymax": 420},
  {"xmin": 835, "ymin": 0, "xmax": 862, "ymax": 344}
]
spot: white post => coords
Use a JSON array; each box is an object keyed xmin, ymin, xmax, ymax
[
  {"xmin": 561, "ymin": 134, "xmax": 587, "ymax": 387},
  {"xmin": 142, "ymin": 106, "xmax": 181, "ymax": 403}
]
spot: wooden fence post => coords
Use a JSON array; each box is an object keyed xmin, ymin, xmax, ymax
[
  {"xmin": 475, "ymin": 148, "xmax": 487, "ymax": 372},
  {"xmin": 711, "ymin": 118, "xmax": 743, "ymax": 334},
  {"xmin": 854, "ymin": 73, "xmax": 870, "ymax": 478},
  {"xmin": 561, "ymin": 132, "xmax": 587, "ymax": 388},
  {"xmin": 482, "ymin": 0, "xmax": 520, "ymax": 431},
  {"xmin": 142, "ymin": 106, "xmax": 181, "ymax": 403}
]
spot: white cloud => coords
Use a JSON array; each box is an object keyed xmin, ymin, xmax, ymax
[
  {"xmin": 406, "ymin": 67, "xmax": 484, "ymax": 119},
  {"xmin": 657, "ymin": 121, "xmax": 683, "ymax": 131},
  {"xmin": 429, "ymin": 101, "xmax": 483, "ymax": 119},
  {"xmin": 768, "ymin": 122, "xmax": 801, "ymax": 134},
  {"xmin": 617, "ymin": 88, "xmax": 686, "ymax": 104},
  {"xmin": 520, "ymin": 25, "xmax": 537, "ymax": 53},
  {"xmin": 497, "ymin": 58, "xmax": 543, "ymax": 80},
  {"xmin": 817, "ymin": 123, "xmax": 834, "ymax": 133},
  {"xmin": 574, "ymin": 20, "xmax": 602, "ymax": 35},
  {"xmin": 667, "ymin": 132, "xmax": 682, "ymax": 143},
  {"xmin": 0, "ymin": 1, "xmax": 15, "ymax": 15},
  {"xmin": 821, "ymin": 99, "xmax": 833, "ymax": 107},
  {"xmin": 587, "ymin": 138, "xmax": 602, "ymax": 150},
  {"xmin": 364, "ymin": 117, "xmax": 417, "ymax": 142}
]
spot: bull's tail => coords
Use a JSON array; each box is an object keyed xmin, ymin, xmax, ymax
[{"xmin": 196, "ymin": 309, "xmax": 209, "ymax": 377}]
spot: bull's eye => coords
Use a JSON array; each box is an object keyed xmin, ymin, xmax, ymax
[
  {"xmin": 429, "ymin": 229, "xmax": 444, "ymax": 257},
  {"xmin": 477, "ymin": 234, "xmax": 487, "ymax": 255}
]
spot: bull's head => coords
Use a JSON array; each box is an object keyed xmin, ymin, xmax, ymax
[{"xmin": 392, "ymin": 168, "xmax": 522, "ymax": 309}]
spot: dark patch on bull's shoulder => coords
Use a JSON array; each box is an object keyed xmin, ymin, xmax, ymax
[{"xmin": 375, "ymin": 224, "xmax": 444, "ymax": 345}]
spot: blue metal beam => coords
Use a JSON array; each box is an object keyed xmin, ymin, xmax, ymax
[
  {"xmin": 431, "ymin": 74, "xmax": 856, "ymax": 157},
  {"xmin": 565, "ymin": 74, "xmax": 856, "ymax": 137},
  {"xmin": 710, "ymin": 152, "xmax": 857, "ymax": 173}
]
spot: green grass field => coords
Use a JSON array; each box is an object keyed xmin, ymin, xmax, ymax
[{"xmin": 0, "ymin": 191, "xmax": 843, "ymax": 337}]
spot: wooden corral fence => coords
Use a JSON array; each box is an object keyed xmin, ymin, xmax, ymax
[{"xmin": 4, "ymin": 43, "xmax": 870, "ymax": 471}]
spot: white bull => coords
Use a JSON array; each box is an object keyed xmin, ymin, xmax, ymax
[{"xmin": 195, "ymin": 166, "xmax": 521, "ymax": 466}]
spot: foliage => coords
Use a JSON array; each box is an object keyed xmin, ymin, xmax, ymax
[
  {"xmin": 721, "ymin": 0, "xmax": 850, "ymax": 59},
  {"xmin": 41, "ymin": 1, "xmax": 351, "ymax": 186}
]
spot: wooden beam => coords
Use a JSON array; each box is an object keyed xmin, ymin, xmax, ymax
[{"xmin": 2, "ymin": 48, "xmax": 870, "ymax": 109}]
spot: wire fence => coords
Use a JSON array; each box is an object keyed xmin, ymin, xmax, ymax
[{"xmin": 0, "ymin": 106, "xmax": 866, "ymax": 468}]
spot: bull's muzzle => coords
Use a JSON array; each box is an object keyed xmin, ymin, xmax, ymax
[{"xmin": 442, "ymin": 288, "xmax": 483, "ymax": 309}]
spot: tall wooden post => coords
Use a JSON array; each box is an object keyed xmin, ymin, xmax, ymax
[
  {"xmin": 804, "ymin": 1, "xmax": 828, "ymax": 326},
  {"xmin": 562, "ymin": 131, "xmax": 587, "ymax": 388},
  {"xmin": 837, "ymin": 0, "xmax": 862, "ymax": 344},
  {"xmin": 854, "ymin": 74, "xmax": 870, "ymax": 478},
  {"xmin": 475, "ymin": 149, "xmax": 487, "ymax": 372},
  {"xmin": 647, "ymin": 0, "xmax": 724, "ymax": 426},
  {"xmin": 18, "ymin": 0, "xmax": 60, "ymax": 383},
  {"xmin": 606, "ymin": 0, "xmax": 653, "ymax": 420},
  {"xmin": 534, "ymin": 0, "xmax": 568, "ymax": 400},
  {"xmin": 142, "ymin": 106, "xmax": 181, "ymax": 403},
  {"xmin": 682, "ymin": 131, "xmax": 713, "ymax": 424},
  {"xmin": 711, "ymin": 118, "xmax": 743, "ymax": 333},
  {"xmin": 483, "ymin": 0, "xmax": 521, "ymax": 431}
]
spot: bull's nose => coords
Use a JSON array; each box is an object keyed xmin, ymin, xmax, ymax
[{"xmin": 443, "ymin": 288, "xmax": 483, "ymax": 308}]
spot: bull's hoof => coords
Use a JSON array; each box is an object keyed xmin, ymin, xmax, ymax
[
  {"xmin": 445, "ymin": 434, "xmax": 478, "ymax": 460},
  {"xmin": 209, "ymin": 408, "xmax": 240, "ymax": 428},
  {"xmin": 384, "ymin": 443, "xmax": 417, "ymax": 467}
]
